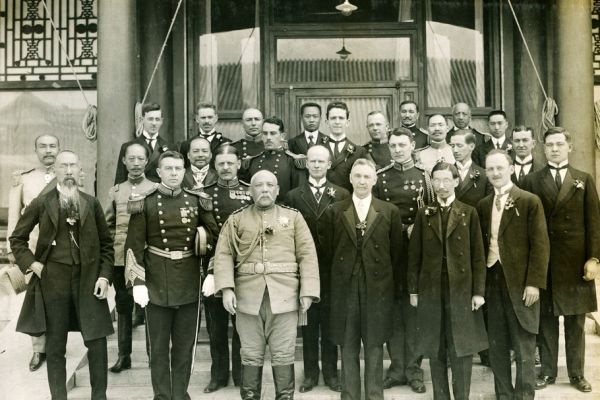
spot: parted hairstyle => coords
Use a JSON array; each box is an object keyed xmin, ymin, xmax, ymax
[{"xmin": 431, "ymin": 161, "xmax": 459, "ymax": 179}]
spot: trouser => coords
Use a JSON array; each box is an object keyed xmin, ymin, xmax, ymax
[
  {"xmin": 42, "ymin": 261, "xmax": 108, "ymax": 400},
  {"xmin": 146, "ymin": 301, "xmax": 199, "ymax": 400},
  {"xmin": 487, "ymin": 263, "xmax": 536, "ymax": 400},
  {"xmin": 204, "ymin": 294, "xmax": 241, "ymax": 384},
  {"xmin": 32, "ymin": 334, "xmax": 46, "ymax": 352},
  {"xmin": 301, "ymin": 300, "xmax": 338, "ymax": 382},
  {"xmin": 113, "ymin": 265, "xmax": 134, "ymax": 356},
  {"xmin": 235, "ymin": 290, "xmax": 298, "ymax": 366},
  {"xmin": 538, "ymin": 288, "xmax": 586, "ymax": 378},
  {"xmin": 385, "ymin": 296, "xmax": 423, "ymax": 382},
  {"xmin": 341, "ymin": 267, "xmax": 383, "ymax": 400}
]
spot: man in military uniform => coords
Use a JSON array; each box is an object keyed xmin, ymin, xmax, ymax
[
  {"xmin": 373, "ymin": 127, "xmax": 432, "ymax": 394},
  {"xmin": 104, "ymin": 143, "xmax": 157, "ymax": 373},
  {"xmin": 231, "ymin": 108, "xmax": 265, "ymax": 160},
  {"xmin": 362, "ymin": 111, "xmax": 392, "ymax": 170},
  {"xmin": 446, "ymin": 102, "xmax": 487, "ymax": 147},
  {"xmin": 399, "ymin": 100, "xmax": 429, "ymax": 150},
  {"xmin": 287, "ymin": 102, "xmax": 328, "ymax": 155},
  {"xmin": 213, "ymin": 170, "xmax": 320, "ymax": 400},
  {"xmin": 179, "ymin": 102, "xmax": 231, "ymax": 167},
  {"xmin": 182, "ymin": 137, "xmax": 218, "ymax": 190},
  {"xmin": 242, "ymin": 117, "xmax": 305, "ymax": 199},
  {"xmin": 6, "ymin": 134, "xmax": 59, "ymax": 371},
  {"xmin": 415, "ymin": 114, "xmax": 455, "ymax": 173},
  {"xmin": 125, "ymin": 151, "xmax": 219, "ymax": 400},
  {"xmin": 283, "ymin": 145, "xmax": 350, "ymax": 393},
  {"xmin": 199, "ymin": 145, "xmax": 251, "ymax": 393}
]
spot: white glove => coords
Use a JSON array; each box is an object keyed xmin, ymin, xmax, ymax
[
  {"xmin": 133, "ymin": 285, "xmax": 149, "ymax": 308},
  {"xmin": 202, "ymin": 274, "xmax": 215, "ymax": 297}
]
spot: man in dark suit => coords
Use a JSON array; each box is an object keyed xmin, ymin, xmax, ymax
[
  {"xmin": 283, "ymin": 145, "xmax": 349, "ymax": 393},
  {"xmin": 511, "ymin": 126, "xmax": 545, "ymax": 187},
  {"xmin": 446, "ymin": 102, "xmax": 487, "ymax": 147},
  {"xmin": 408, "ymin": 162, "xmax": 488, "ymax": 400},
  {"xmin": 473, "ymin": 110, "xmax": 514, "ymax": 168},
  {"xmin": 362, "ymin": 111, "xmax": 392, "ymax": 170},
  {"xmin": 324, "ymin": 101, "xmax": 368, "ymax": 191},
  {"xmin": 179, "ymin": 102, "xmax": 231, "ymax": 167},
  {"xmin": 10, "ymin": 150, "xmax": 114, "ymax": 400},
  {"xmin": 287, "ymin": 102, "xmax": 328, "ymax": 156},
  {"xmin": 182, "ymin": 137, "xmax": 218, "ymax": 190},
  {"xmin": 522, "ymin": 127, "xmax": 600, "ymax": 393},
  {"xmin": 114, "ymin": 102, "xmax": 172, "ymax": 184},
  {"xmin": 478, "ymin": 150, "xmax": 550, "ymax": 400},
  {"xmin": 325, "ymin": 158, "xmax": 403, "ymax": 400},
  {"xmin": 399, "ymin": 100, "xmax": 429, "ymax": 150}
]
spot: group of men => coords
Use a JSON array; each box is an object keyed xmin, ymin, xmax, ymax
[{"xmin": 5, "ymin": 98, "xmax": 599, "ymax": 400}]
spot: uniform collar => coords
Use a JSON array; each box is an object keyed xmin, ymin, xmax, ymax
[
  {"xmin": 127, "ymin": 174, "xmax": 146, "ymax": 185},
  {"xmin": 158, "ymin": 183, "xmax": 182, "ymax": 197},
  {"xmin": 218, "ymin": 177, "xmax": 240, "ymax": 188},
  {"xmin": 393, "ymin": 158, "xmax": 415, "ymax": 171}
]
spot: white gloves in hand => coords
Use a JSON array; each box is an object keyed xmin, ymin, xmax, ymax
[
  {"xmin": 202, "ymin": 274, "xmax": 215, "ymax": 297},
  {"xmin": 133, "ymin": 285, "xmax": 149, "ymax": 308}
]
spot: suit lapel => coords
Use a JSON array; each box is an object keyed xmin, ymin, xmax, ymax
[
  {"xmin": 342, "ymin": 200, "xmax": 358, "ymax": 247},
  {"xmin": 79, "ymin": 192, "xmax": 89, "ymax": 228},
  {"xmin": 457, "ymin": 166, "xmax": 474, "ymax": 194},
  {"xmin": 362, "ymin": 203, "xmax": 380, "ymax": 243},
  {"xmin": 427, "ymin": 208, "xmax": 442, "ymax": 242},
  {"xmin": 446, "ymin": 202, "xmax": 462, "ymax": 238},
  {"xmin": 554, "ymin": 169, "xmax": 577, "ymax": 213},
  {"xmin": 330, "ymin": 141, "xmax": 353, "ymax": 169},
  {"xmin": 299, "ymin": 185, "xmax": 318, "ymax": 214},
  {"xmin": 540, "ymin": 167, "xmax": 559, "ymax": 204},
  {"xmin": 498, "ymin": 186, "xmax": 519, "ymax": 237},
  {"xmin": 46, "ymin": 190, "xmax": 59, "ymax": 228},
  {"xmin": 316, "ymin": 183, "xmax": 334, "ymax": 217}
]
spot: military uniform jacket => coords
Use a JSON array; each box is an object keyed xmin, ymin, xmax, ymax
[
  {"xmin": 408, "ymin": 200, "xmax": 488, "ymax": 357},
  {"xmin": 104, "ymin": 176, "xmax": 158, "ymax": 266},
  {"xmin": 242, "ymin": 149, "xmax": 306, "ymax": 198},
  {"xmin": 231, "ymin": 137, "xmax": 264, "ymax": 160},
  {"xmin": 324, "ymin": 139, "xmax": 368, "ymax": 191},
  {"xmin": 287, "ymin": 131, "xmax": 328, "ymax": 155},
  {"xmin": 213, "ymin": 204, "xmax": 320, "ymax": 316},
  {"xmin": 477, "ymin": 186, "xmax": 550, "ymax": 334},
  {"xmin": 415, "ymin": 144, "xmax": 455, "ymax": 173},
  {"xmin": 455, "ymin": 162, "xmax": 493, "ymax": 208},
  {"xmin": 114, "ymin": 135, "xmax": 172, "ymax": 184},
  {"xmin": 362, "ymin": 140, "xmax": 392, "ymax": 170},
  {"xmin": 125, "ymin": 185, "xmax": 219, "ymax": 307},
  {"xmin": 406, "ymin": 125, "xmax": 429, "ymax": 150},
  {"xmin": 179, "ymin": 132, "xmax": 232, "ymax": 168},
  {"xmin": 204, "ymin": 178, "xmax": 252, "ymax": 232},
  {"xmin": 522, "ymin": 166, "xmax": 600, "ymax": 315},
  {"xmin": 182, "ymin": 167, "xmax": 218, "ymax": 191}
]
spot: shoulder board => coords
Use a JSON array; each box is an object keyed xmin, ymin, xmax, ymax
[
  {"xmin": 242, "ymin": 151, "xmax": 264, "ymax": 170},
  {"xmin": 114, "ymin": 183, "xmax": 121, "ymax": 192},
  {"xmin": 419, "ymin": 127, "xmax": 429, "ymax": 134},
  {"xmin": 11, "ymin": 169, "xmax": 29, "ymax": 186},
  {"xmin": 184, "ymin": 188, "xmax": 213, "ymax": 211},
  {"xmin": 239, "ymin": 180, "xmax": 250, "ymax": 187},
  {"xmin": 18, "ymin": 167, "xmax": 36, "ymax": 176},
  {"xmin": 231, "ymin": 204, "xmax": 250, "ymax": 216},
  {"xmin": 230, "ymin": 138, "xmax": 244, "ymax": 145},
  {"xmin": 415, "ymin": 145, "xmax": 430, "ymax": 152},
  {"xmin": 278, "ymin": 204, "xmax": 299, "ymax": 213},
  {"xmin": 285, "ymin": 150, "xmax": 307, "ymax": 169},
  {"xmin": 126, "ymin": 185, "xmax": 158, "ymax": 214},
  {"xmin": 376, "ymin": 162, "xmax": 394, "ymax": 174},
  {"xmin": 414, "ymin": 164, "xmax": 427, "ymax": 172},
  {"xmin": 203, "ymin": 181, "xmax": 217, "ymax": 189}
]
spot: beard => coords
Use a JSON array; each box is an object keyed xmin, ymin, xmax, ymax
[{"xmin": 59, "ymin": 178, "xmax": 80, "ymax": 213}]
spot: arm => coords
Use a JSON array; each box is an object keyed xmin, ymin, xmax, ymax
[
  {"xmin": 389, "ymin": 206, "xmax": 404, "ymax": 298},
  {"xmin": 213, "ymin": 217, "xmax": 237, "ymax": 296},
  {"xmin": 103, "ymin": 187, "xmax": 117, "ymax": 242},
  {"xmin": 94, "ymin": 198, "xmax": 115, "ymax": 283},
  {"xmin": 470, "ymin": 208, "xmax": 486, "ymax": 297},
  {"xmin": 295, "ymin": 212, "xmax": 320, "ymax": 303},
  {"xmin": 525, "ymin": 195, "xmax": 550, "ymax": 289},
  {"xmin": 407, "ymin": 210, "xmax": 424, "ymax": 296},
  {"xmin": 9, "ymin": 196, "xmax": 41, "ymax": 273},
  {"xmin": 6, "ymin": 174, "xmax": 24, "ymax": 255},
  {"xmin": 124, "ymin": 208, "xmax": 147, "ymax": 286}
]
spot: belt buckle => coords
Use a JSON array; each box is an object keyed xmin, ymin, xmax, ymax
[
  {"xmin": 171, "ymin": 251, "xmax": 183, "ymax": 260},
  {"xmin": 254, "ymin": 262, "xmax": 265, "ymax": 274}
]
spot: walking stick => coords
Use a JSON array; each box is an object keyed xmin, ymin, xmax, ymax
[{"xmin": 190, "ymin": 257, "xmax": 204, "ymax": 374}]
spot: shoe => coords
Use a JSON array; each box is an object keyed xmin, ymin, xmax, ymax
[
  {"xmin": 109, "ymin": 355, "xmax": 131, "ymax": 373},
  {"xmin": 324, "ymin": 376, "xmax": 342, "ymax": 392},
  {"xmin": 570, "ymin": 376, "xmax": 592, "ymax": 392},
  {"xmin": 383, "ymin": 376, "xmax": 407, "ymax": 389},
  {"xmin": 29, "ymin": 352, "xmax": 46, "ymax": 371},
  {"xmin": 535, "ymin": 375, "xmax": 556, "ymax": 390},
  {"xmin": 203, "ymin": 380, "xmax": 227, "ymax": 393},
  {"xmin": 241, "ymin": 365, "xmax": 263, "ymax": 400},
  {"xmin": 409, "ymin": 379, "xmax": 426, "ymax": 393},
  {"xmin": 299, "ymin": 377, "xmax": 317, "ymax": 393},
  {"xmin": 272, "ymin": 364, "xmax": 295, "ymax": 400}
]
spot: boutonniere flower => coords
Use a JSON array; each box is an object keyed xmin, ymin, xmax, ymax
[
  {"xmin": 506, "ymin": 143, "xmax": 513, "ymax": 152},
  {"xmin": 326, "ymin": 187, "xmax": 336, "ymax": 198},
  {"xmin": 355, "ymin": 220, "xmax": 367, "ymax": 236},
  {"xmin": 347, "ymin": 144, "xmax": 355, "ymax": 155},
  {"xmin": 216, "ymin": 133, "xmax": 222, "ymax": 139},
  {"xmin": 322, "ymin": 136, "xmax": 329, "ymax": 144},
  {"xmin": 504, "ymin": 196, "xmax": 520, "ymax": 216},
  {"xmin": 469, "ymin": 170, "xmax": 481, "ymax": 187},
  {"xmin": 161, "ymin": 145, "xmax": 168, "ymax": 152},
  {"xmin": 573, "ymin": 179, "xmax": 585, "ymax": 190},
  {"xmin": 278, "ymin": 216, "xmax": 289, "ymax": 228},
  {"xmin": 424, "ymin": 206, "xmax": 437, "ymax": 216},
  {"xmin": 264, "ymin": 225, "xmax": 274, "ymax": 235},
  {"xmin": 66, "ymin": 210, "xmax": 80, "ymax": 226}
]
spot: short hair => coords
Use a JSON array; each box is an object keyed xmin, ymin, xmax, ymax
[
  {"xmin": 350, "ymin": 158, "xmax": 376, "ymax": 174},
  {"xmin": 450, "ymin": 129, "xmax": 476, "ymax": 145},
  {"xmin": 34, "ymin": 134, "xmax": 60, "ymax": 148},
  {"xmin": 124, "ymin": 142, "xmax": 149, "ymax": 158},
  {"xmin": 158, "ymin": 150, "xmax": 184, "ymax": 167},
  {"xmin": 195, "ymin": 102, "xmax": 218, "ymax": 114},
  {"xmin": 427, "ymin": 114, "xmax": 446, "ymax": 124},
  {"xmin": 543, "ymin": 126, "xmax": 572, "ymax": 143},
  {"xmin": 388, "ymin": 127, "xmax": 414, "ymax": 142},
  {"xmin": 452, "ymin": 102, "xmax": 471, "ymax": 113},
  {"xmin": 55, "ymin": 150, "xmax": 79, "ymax": 164},
  {"xmin": 366, "ymin": 110, "xmax": 387, "ymax": 120},
  {"xmin": 142, "ymin": 102, "xmax": 161, "ymax": 116},
  {"xmin": 512, "ymin": 125, "xmax": 534, "ymax": 137},
  {"xmin": 188, "ymin": 136, "xmax": 212, "ymax": 149},
  {"xmin": 306, "ymin": 144, "xmax": 331, "ymax": 161},
  {"xmin": 214, "ymin": 143, "xmax": 239, "ymax": 159},
  {"xmin": 300, "ymin": 102, "xmax": 322, "ymax": 115},
  {"xmin": 485, "ymin": 149, "xmax": 513, "ymax": 165},
  {"xmin": 431, "ymin": 161, "xmax": 459, "ymax": 179},
  {"xmin": 400, "ymin": 100, "xmax": 419, "ymax": 112},
  {"xmin": 326, "ymin": 101, "xmax": 350, "ymax": 119},
  {"xmin": 488, "ymin": 110, "xmax": 507, "ymax": 120},
  {"xmin": 263, "ymin": 116, "xmax": 285, "ymax": 133}
]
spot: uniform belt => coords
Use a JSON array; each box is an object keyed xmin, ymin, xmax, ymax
[
  {"xmin": 237, "ymin": 262, "xmax": 298, "ymax": 275},
  {"xmin": 147, "ymin": 245, "xmax": 194, "ymax": 260}
]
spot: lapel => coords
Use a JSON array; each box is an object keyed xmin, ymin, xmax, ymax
[
  {"xmin": 316, "ymin": 183, "xmax": 335, "ymax": 217},
  {"xmin": 45, "ymin": 190, "xmax": 59, "ymax": 228},
  {"xmin": 480, "ymin": 195, "xmax": 493, "ymax": 239},
  {"xmin": 205, "ymin": 169, "xmax": 218, "ymax": 186},
  {"xmin": 362, "ymin": 201, "xmax": 380, "ymax": 243},
  {"xmin": 498, "ymin": 186, "xmax": 519, "ymax": 237},
  {"xmin": 457, "ymin": 164, "xmax": 476, "ymax": 194},
  {"xmin": 79, "ymin": 191, "xmax": 89, "ymax": 228},
  {"xmin": 342, "ymin": 199, "xmax": 357, "ymax": 247},
  {"xmin": 183, "ymin": 169, "xmax": 195, "ymax": 188},
  {"xmin": 426, "ymin": 206, "xmax": 442, "ymax": 242},
  {"xmin": 540, "ymin": 166, "xmax": 559, "ymax": 204},
  {"xmin": 147, "ymin": 140, "xmax": 162, "ymax": 168},
  {"xmin": 330, "ymin": 140, "xmax": 353, "ymax": 169},
  {"xmin": 299, "ymin": 184, "xmax": 319, "ymax": 214},
  {"xmin": 446, "ymin": 201, "xmax": 463, "ymax": 238},
  {"xmin": 554, "ymin": 168, "xmax": 577, "ymax": 213}
]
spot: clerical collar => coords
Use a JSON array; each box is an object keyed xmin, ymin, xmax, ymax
[
  {"xmin": 393, "ymin": 159, "xmax": 415, "ymax": 171},
  {"xmin": 308, "ymin": 176, "xmax": 327, "ymax": 187},
  {"xmin": 217, "ymin": 177, "xmax": 239, "ymax": 188},
  {"xmin": 494, "ymin": 182, "xmax": 513, "ymax": 196},
  {"xmin": 191, "ymin": 164, "xmax": 209, "ymax": 174},
  {"xmin": 437, "ymin": 194, "xmax": 455, "ymax": 207},
  {"xmin": 548, "ymin": 160, "xmax": 568, "ymax": 169},
  {"xmin": 127, "ymin": 174, "xmax": 145, "ymax": 185},
  {"xmin": 515, "ymin": 155, "xmax": 533, "ymax": 164},
  {"xmin": 142, "ymin": 131, "xmax": 158, "ymax": 141},
  {"xmin": 158, "ymin": 183, "xmax": 182, "ymax": 197},
  {"xmin": 199, "ymin": 128, "xmax": 216, "ymax": 137}
]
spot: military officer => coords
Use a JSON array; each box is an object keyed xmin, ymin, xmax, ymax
[
  {"xmin": 125, "ymin": 151, "xmax": 219, "ymax": 400},
  {"xmin": 200, "ymin": 144, "xmax": 251, "ymax": 393},
  {"xmin": 213, "ymin": 170, "xmax": 320, "ymax": 400},
  {"xmin": 399, "ymin": 100, "xmax": 429, "ymax": 150},
  {"xmin": 182, "ymin": 136, "xmax": 218, "ymax": 190},
  {"xmin": 415, "ymin": 114, "xmax": 455, "ymax": 173},
  {"xmin": 231, "ymin": 108, "xmax": 265, "ymax": 160},
  {"xmin": 6, "ymin": 134, "xmax": 60, "ymax": 371},
  {"xmin": 104, "ymin": 143, "xmax": 157, "ymax": 373},
  {"xmin": 362, "ymin": 111, "xmax": 392, "ymax": 170},
  {"xmin": 373, "ymin": 127, "xmax": 432, "ymax": 394}
]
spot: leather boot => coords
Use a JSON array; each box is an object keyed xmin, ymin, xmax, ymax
[
  {"xmin": 240, "ymin": 365, "xmax": 263, "ymax": 400},
  {"xmin": 272, "ymin": 364, "xmax": 295, "ymax": 400},
  {"xmin": 109, "ymin": 314, "xmax": 132, "ymax": 373}
]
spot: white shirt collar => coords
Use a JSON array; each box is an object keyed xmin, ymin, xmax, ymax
[
  {"xmin": 330, "ymin": 134, "xmax": 347, "ymax": 142},
  {"xmin": 548, "ymin": 160, "xmax": 569, "ymax": 168},
  {"xmin": 492, "ymin": 136, "xmax": 506, "ymax": 147},
  {"xmin": 143, "ymin": 131, "xmax": 158, "ymax": 140},
  {"xmin": 352, "ymin": 193, "xmax": 372, "ymax": 207},
  {"xmin": 515, "ymin": 154, "xmax": 533, "ymax": 164},
  {"xmin": 456, "ymin": 159, "xmax": 472, "ymax": 170},
  {"xmin": 191, "ymin": 164, "xmax": 209, "ymax": 174},
  {"xmin": 304, "ymin": 130, "xmax": 318, "ymax": 139},
  {"xmin": 437, "ymin": 194, "xmax": 455, "ymax": 207},
  {"xmin": 308, "ymin": 176, "xmax": 327, "ymax": 187},
  {"xmin": 494, "ymin": 182, "xmax": 513, "ymax": 196},
  {"xmin": 199, "ymin": 128, "xmax": 216, "ymax": 137}
]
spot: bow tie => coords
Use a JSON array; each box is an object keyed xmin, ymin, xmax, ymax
[
  {"xmin": 514, "ymin": 159, "xmax": 533, "ymax": 167},
  {"xmin": 329, "ymin": 138, "xmax": 346, "ymax": 144},
  {"xmin": 548, "ymin": 164, "xmax": 568, "ymax": 171}
]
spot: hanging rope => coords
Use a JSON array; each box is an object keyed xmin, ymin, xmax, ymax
[
  {"xmin": 507, "ymin": 0, "xmax": 558, "ymax": 142},
  {"xmin": 40, "ymin": 0, "xmax": 97, "ymax": 141},
  {"xmin": 135, "ymin": 0, "xmax": 184, "ymax": 137}
]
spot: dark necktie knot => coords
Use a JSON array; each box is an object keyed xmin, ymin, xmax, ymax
[
  {"xmin": 515, "ymin": 159, "xmax": 533, "ymax": 166},
  {"xmin": 548, "ymin": 164, "xmax": 568, "ymax": 171},
  {"xmin": 329, "ymin": 138, "xmax": 345, "ymax": 145},
  {"xmin": 309, "ymin": 182, "xmax": 325, "ymax": 190}
]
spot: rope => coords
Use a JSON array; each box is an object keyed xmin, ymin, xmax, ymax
[
  {"xmin": 594, "ymin": 101, "xmax": 600, "ymax": 149},
  {"xmin": 135, "ymin": 0, "xmax": 184, "ymax": 137},
  {"xmin": 40, "ymin": 0, "xmax": 97, "ymax": 141}
]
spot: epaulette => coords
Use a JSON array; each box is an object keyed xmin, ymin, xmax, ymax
[
  {"xmin": 415, "ymin": 145, "xmax": 430, "ymax": 152},
  {"xmin": 239, "ymin": 179, "xmax": 250, "ymax": 187},
  {"xmin": 230, "ymin": 138, "xmax": 244, "ymax": 145},
  {"xmin": 11, "ymin": 169, "xmax": 32, "ymax": 186},
  {"xmin": 242, "ymin": 151, "xmax": 263, "ymax": 170},
  {"xmin": 127, "ymin": 186, "xmax": 158, "ymax": 214},
  {"xmin": 419, "ymin": 127, "xmax": 429, "ymax": 135},
  {"xmin": 279, "ymin": 203, "xmax": 299, "ymax": 213},
  {"xmin": 231, "ymin": 204, "xmax": 250, "ymax": 216},
  {"xmin": 285, "ymin": 149, "xmax": 307, "ymax": 169},
  {"xmin": 184, "ymin": 188, "xmax": 213, "ymax": 211},
  {"xmin": 114, "ymin": 183, "xmax": 121, "ymax": 192},
  {"xmin": 376, "ymin": 162, "xmax": 394, "ymax": 174}
]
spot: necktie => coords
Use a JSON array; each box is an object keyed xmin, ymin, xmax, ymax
[
  {"xmin": 549, "ymin": 164, "xmax": 568, "ymax": 190},
  {"xmin": 515, "ymin": 159, "xmax": 533, "ymax": 182},
  {"xmin": 330, "ymin": 138, "xmax": 345, "ymax": 158},
  {"xmin": 495, "ymin": 141, "xmax": 500, "ymax": 149},
  {"xmin": 495, "ymin": 192, "xmax": 507, "ymax": 211},
  {"xmin": 147, "ymin": 138, "xmax": 156, "ymax": 150},
  {"xmin": 307, "ymin": 135, "xmax": 314, "ymax": 145},
  {"xmin": 309, "ymin": 182, "xmax": 324, "ymax": 201}
]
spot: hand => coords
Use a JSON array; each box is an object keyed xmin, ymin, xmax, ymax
[
  {"xmin": 583, "ymin": 258, "xmax": 599, "ymax": 281},
  {"xmin": 133, "ymin": 285, "xmax": 149, "ymax": 308},
  {"xmin": 522, "ymin": 286, "xmax": 540, "ymax": 307},
  {"xmin": 7, "ymin": 252, "xmax": 16, "ymax": 264},
  {"xmin": 472, "ymin": 295, "xmax": 485, "ymax": 311},
  {"xmin": 202, "ymin": 274, "xmax": 215, "ymax": 297},
  {"xmin": 300, "ymin": 296, "xmax": 313, "ymax": 313},
  {"xmin": 410, "ymin": 294, "xmax": 418, "ymax": 307},
  {"xmin": 94, "ymin": 279, "xmax": 109, "ymax": 300},
  {"xmin": 407, "ymin": 224, "xmax": 414, "ymax": 239},
  {"xmin": 222, "ymin": 288, "xmax": 237, "ymax": 315},
  {"xmin": 29, "ymin": 262, "xmax": 44, "ymax": 279}
]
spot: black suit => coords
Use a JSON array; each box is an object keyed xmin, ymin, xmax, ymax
[
  {"xmin": 114, "ymin": 135, "xmax": 172, "ymax": 184},
  {"xmin": 287, "ymin": 131, "xmax": 327, "ymax": 155},
  {"xmin": 511, "ymin": 157, "xmax": 545, "ymax": 187},
  {"xmin": 447, "ymin": 127, "xmax": 487, "ymax": 148},
  {"xmin": 325, "ymin": 140, "xmax": 369, "ymax": 191},
  {"xmin": 179, "ymin": 132, "xmax": 232, "ymax": 168},
  {"xmin": 283, "ymin": 181, "xmax": 350, "ymax": 385},
  {"xmin": 473, "ymin": 138, "xmax": 515, "ymax": 168},
  {"xmin": 455, "ymin": 162, "xmax": 492, "ymax": 208}
]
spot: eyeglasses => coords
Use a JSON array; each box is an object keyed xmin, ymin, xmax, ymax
[{"xmin": 432, "ymin": 178, "xmax": 455, "ymax": 186}]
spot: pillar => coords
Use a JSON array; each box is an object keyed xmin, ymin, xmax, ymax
[{"xmin": 96, "ymin": 0, "xmax": 137, "ymax": 199}]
